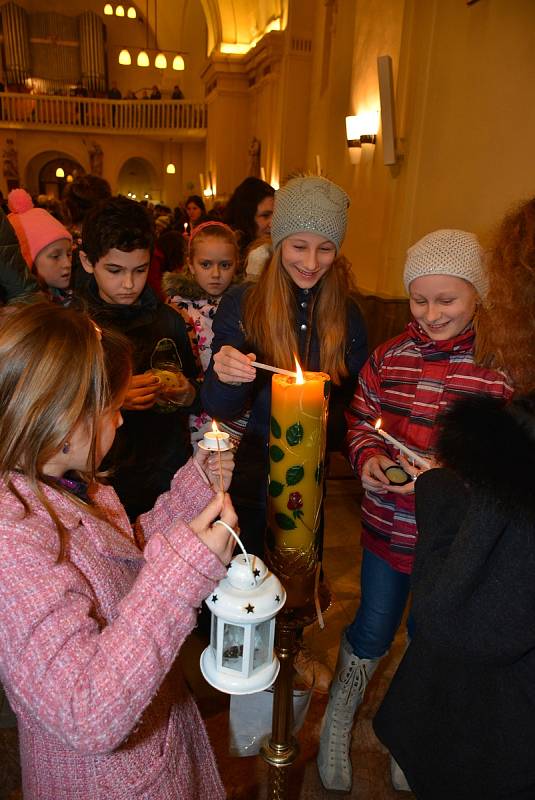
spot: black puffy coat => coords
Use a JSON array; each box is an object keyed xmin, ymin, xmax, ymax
[
  {"xmin": 374, "ymin": 394, "xmax": 535, "ymax": 799},
  {"xmin": 0, "ymin": 211, "xmax": 40, "ymax": 303}
]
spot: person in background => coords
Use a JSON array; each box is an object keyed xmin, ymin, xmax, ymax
[
  {"xmin": 107, "ymin": 81, "xmax": 122, "ymax": 100},
  {"xmin": 150, "ymin": 85, "xmax": 162, "ymax": 100},
  {"xmin": 78, "ymin": 196, "xmax": 199, "ymax": 521},
  {"xmin": 317, "ymin": 229, "xmax": 513, "ymax": 794},
  {"xmin": 0, "ymin": 302, "xmax": 236, "ymax": 800},
  {"xmin": 7, "ymin": 188, "xmax": 72, "ymax": 305},
  {"xmin": 149, "ymin": 229, "xmax": 186, "ymax": 300},
  {"xmin": 0, "ymin": 204, "xmax": 40, "ymax": 304},
  {"xmin": 202, "ymin": 175, "xmax": 368, "ymax": 692},
  {"xmin": 172, "ymin": 84, "xmax": 184, "ymax": 100},
  {"xmin": 223, "ymin": 177, "xmax": 274, "ymax": 265},
  {"xmin": 374, "ymin": 196, "xmax": 535, "ymax": 800},
  {"xmin": 62, "ymin": 174, "xmax": 112, "ymax": 291},
  {"xmin": 163, "ymin": 221, "xmax": 240, "ymax": 444},
  {"xmin": 185, "ymin": 194, "xmax": 207, "ymax": 232}
]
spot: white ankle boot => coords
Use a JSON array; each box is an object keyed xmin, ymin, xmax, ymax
[
  {"xmin": 317, "ymin": 634, "xmax": 379, "ymax": 793},
  {"xmin": 390, "ymin": 755, "xmax": 411, "ymax": 791}
]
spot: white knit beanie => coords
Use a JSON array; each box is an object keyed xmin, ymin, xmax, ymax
[
  {"xmin": 403, "ymin": 229, "xmax": 487, "ymax": 298},
  {"xmin": 271, "ymin": 176, "xmax": 350, "ymax": 252}
]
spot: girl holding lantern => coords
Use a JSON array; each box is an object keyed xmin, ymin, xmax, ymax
[
  {"xmin": 201, "ymin": 175, "xmax": 368, "ymax": 689},
  {"xmin": 317, "ymin": 229, "xmax": 514, "ymax": 794},
  {"xmin": 374, "ymin": 197, "xmax": 535, "ymax": 799},
  {"xmin": 0, "ymin": 303, "xmax": 236, "ymax": 800}
]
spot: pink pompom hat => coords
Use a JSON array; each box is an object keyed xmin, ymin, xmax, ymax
[{"xmin": 7, "ymin": 188, "xmax": 71, "ymax": 269}]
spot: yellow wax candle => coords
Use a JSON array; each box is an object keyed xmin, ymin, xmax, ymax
[{"xmin": 268, "ymin": 371, "xmax": 330, "ymax": 550}]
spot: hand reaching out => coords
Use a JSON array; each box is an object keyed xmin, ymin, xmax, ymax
[
  {"xmin": 190, "ymin": 492, "xmax": 238, "ymax": 565},
  {"xmin": 194, "ymin": 444, "xmax": 235, "ymax": 492},
  {"xmin": 123, "ymin": 372, "xmax": 161, "ymax": 411},
  {"xmin": 213, "ymin": 346, "xmax": 257, "ymax": 385}
]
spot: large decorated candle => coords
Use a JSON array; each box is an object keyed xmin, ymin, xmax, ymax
[{"xmin": 266, "ymin": 360, "xmax": 330, "ymax": 610}]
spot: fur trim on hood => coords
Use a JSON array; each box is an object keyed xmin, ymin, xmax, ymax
[
  {"xmin": 436, "ymin": 394, "xmax": 535, "ymax": 512},
  {"xmin": 162, "ymin": 270, "xmax": 209, "ymax": 302}
]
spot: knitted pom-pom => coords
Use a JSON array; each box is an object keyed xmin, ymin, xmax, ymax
[{"xmin": 8, "ymin": 188, "xmax": 34, "ymax": 214}]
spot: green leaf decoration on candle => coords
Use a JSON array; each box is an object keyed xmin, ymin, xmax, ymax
[
  {"xmin": 286, "ymin": 422, "xmax": 304, "ymax": 446},
  {"xmin": 268, "ymin": 480, "xmax": 284, "ymax": 497},
  {"xmin": 270, "ymin": 445, "xmax": 285, "ymax": 462},
  {"xmin": 270, "ymin": 416, "xmax": 282, "ymax": 439},
  {"xmin": 315, "ymin": 461, "xmax": 324, "ymax": 485},
  {"xmin": 323, "ymin": 380, "xmax": 331, "ymax": 399},
  {"xmin": 275, "ymin": 512, "xmax": 297, "ymax": 530},
  {"xmin": 286, "ymin": 465, "xmax": 304, "ymax": 486}
]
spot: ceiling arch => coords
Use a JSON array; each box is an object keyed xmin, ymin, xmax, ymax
[{"xmin": 199, "ymin": 0, "xmax": 288, "ymax": 55}]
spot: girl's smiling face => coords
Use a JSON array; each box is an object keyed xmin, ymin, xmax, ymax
[
  {"xmin": 409, "ymin": 274, "xmax": 478, "ymax": 340},
  {"xmin": 34, "ymin": 238, "xmax": 72, "ymax": 290},
  {"xmin": 189, "ymin": 236, "xmax": 237, "ymax": 297},
  {"xmin": 280, "ymin": 232, "xmax": 337, "ymax": 289}
]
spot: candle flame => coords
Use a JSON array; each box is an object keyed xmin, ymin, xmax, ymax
[
  {"xmin": 294, "ymin": 355, "xmax": 304, "ymax": 384},
  {"xmin": 374, "ymin": 418, "xmax": 382, "ymax": 430},
  {"xmin": 211, "ymin": 420, "xmax": 220, "ymax": 433}
]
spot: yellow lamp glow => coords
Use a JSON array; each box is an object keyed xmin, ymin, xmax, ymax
[
  {"xmin": 104, "ymin": 3, "xmax": 113, "ymax": 14},
  {"xmin": 66, "ymin": 174, "xmax": 73, "ymax": 183},
  {"xmin": 166, "ymin": 162, "xmax": 176, "ymax": 174},
  {"xmin": 137, "ymin": 50, "xmax": 150, "ymax": 67},
  {"xmin": 115, "ymin": 4, "xmax": 125, "ymax": 16},
  {"xmin": 127, "ymin": 5, "xmax": 136, "ymax": 18},
  {"xmin": 154, "ymin": 53, "xmax": 167, "ymax": 69},
  {"xmin": 118, "ymin": 49, "xmax": 131, "ymax": 65},
  {"xmin": 172, "ymin": 55, "xmax": 185, "ymax": 71},
  {"xmin": 55, "ymin": 167, "xmax": 65, "ymax": 178}
]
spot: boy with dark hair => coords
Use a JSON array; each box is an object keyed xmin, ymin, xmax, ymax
[{"xmin": 79, "ymin": 195, "xmax": 198, "ymax": 519}]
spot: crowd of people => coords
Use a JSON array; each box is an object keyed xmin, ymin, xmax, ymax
[{"xmin": 0, "ymin": 167, "xmax": 534, "ymax": 800}]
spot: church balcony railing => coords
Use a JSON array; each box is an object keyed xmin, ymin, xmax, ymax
[{"xmin": 0, "ymin": 93, "xmax": 207, "ymax": 137}]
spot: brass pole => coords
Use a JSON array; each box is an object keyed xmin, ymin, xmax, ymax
[{"xmin": 260, "ymin": 616, "xmax": 299, "ymax": 799}]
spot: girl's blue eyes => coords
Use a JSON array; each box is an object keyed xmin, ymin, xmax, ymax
[{"xmin": 199, "ymin": 261, "xmax": 234, "ymax": 269}]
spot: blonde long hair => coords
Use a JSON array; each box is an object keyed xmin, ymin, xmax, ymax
[
  {"xmin": 243, "ymin": 246, "xmax": 356, "ymax": 384},
  {"xmin": 0, "ymin": 303, "xmax": 131, "ymax": 559}
]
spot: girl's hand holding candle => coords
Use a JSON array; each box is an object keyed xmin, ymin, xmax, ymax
[
  {"xmin": 195, "ymin": 421, "xmax": 234, "ymax": 492},
  {"xmin": 374, "ymin": 418, "xmax": 431, "ymax": 469},
  {"xmin": 213, "ymin": 345, "xmax": 257, "ymax": 385}
]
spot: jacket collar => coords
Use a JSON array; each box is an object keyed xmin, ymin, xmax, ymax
[{"xmin": 407, "ymin": 320, "xmax": 475, "ymax": 356}]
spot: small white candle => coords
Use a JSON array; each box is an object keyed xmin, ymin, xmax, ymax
[
  {"xmin": 374, "ymin": 418, "xmax": 429, "ymax": 469},
  {"xmin": 260, "ymin": 166, "xmax": 266, "ymax": 181},
  {"xmin": 201, "ymin": 426, "xmax": 232, "ymax": 451},
  {"xmin": 315, "ymin": 154, "xmax": 321, "ymax": 175},
  {"xmin": 183, "ymin": 222, "xmax": 189, "ymax": 234},
  {"xmin": 199, "ymin": 172, "xmax": 205, "ymax": 192}
]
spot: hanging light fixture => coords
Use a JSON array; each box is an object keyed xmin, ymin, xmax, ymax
[
  {"xmin": 172, "ymin": 55, "xmax": 185, "ymax": 71},
  {"xmin": 104, "ymin": 3, "xmax": 113, "ymax": 14},
  {"xmin": 118, "ymin": 49, "xmax": 131, "ymax": 65},
  {"xmin": 166, "ymin": 162, "xmax": 176, "ymax": 174},
  {"xmin": 137, "ymin": 50, "xmax": 150, "ymax": 67},
  {"xmin": 115, "ymin": 4, "xmax": 125, "ymax": 16},
  {"xmin": 127, "ymin": 6, "xmax": 136, "ymax": 17},
  {"xmin": 55, "ymin": 167, "xmax": 65, "ymax": 178},
  {"xmin": 154, "ymin": 52, "xmax": 167, "ymax": 69}
]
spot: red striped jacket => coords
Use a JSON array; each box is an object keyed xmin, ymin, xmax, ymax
[{"xmin": 346, "ymin": 322, "xmax": 513, "ymax": 573}]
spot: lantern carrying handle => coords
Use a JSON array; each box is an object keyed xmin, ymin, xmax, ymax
[{"xmin": 214, "ymin": 520, "xmax": 253, "ymax": 575}]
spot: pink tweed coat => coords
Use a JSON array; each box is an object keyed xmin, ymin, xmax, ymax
[{"xmin": 0, "ymin": 459, "xmax": 227, "ymax": 800}]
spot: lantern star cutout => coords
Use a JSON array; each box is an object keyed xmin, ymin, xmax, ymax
[
  {"xmin": 275, "ymin": 595, "xmax": 281, "ymax": 603},
  {"xmin": 245, "ymin": 603, "xmax": 255, "ymax": 614},
  {"xmin": 211, "ymin": 595, "xmax": 218, "ymax": 603},
  {"xmin": 253, "ymin": 568, "xmax": 261, "ymax": 578}
]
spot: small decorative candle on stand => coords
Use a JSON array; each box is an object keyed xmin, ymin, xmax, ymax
[{"xmin": 198, "ymin": 420, "xmax": 232, "ymax": 492}]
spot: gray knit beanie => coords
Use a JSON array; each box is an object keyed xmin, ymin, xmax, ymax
[
  {"xmin": 271, "ymin": 176, "xmax": 350, "ymax": 252},
  {"xmin": 403, "ymin": 229, "xmax": 487, "ymax": 298}
]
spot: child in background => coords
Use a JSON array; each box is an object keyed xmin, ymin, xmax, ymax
[
  {"xmin": 7, "ymin": 188, "xmax": 73, "ymax": 304},
  {"xmin": 79, "ymin": 196, "xmax": 199, "ymax": 521},
  {"xmin": 163, "ymin": 221, "xmax": 243, "ymax": 444},
  {"xmin": 317, "ymin": 229, "xmax": 514, "ymax": 794},
  {"xmin": 0, "ymin": 303, "xmax": 236, "ymax": 800}
]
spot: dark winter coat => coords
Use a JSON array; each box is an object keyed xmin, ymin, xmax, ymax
[
  {"xmin": 81, "ymin": 277, "xmax": 199, "ymax": 519},
  {"xmin": 201, "ymin": 282, "xmax": 368, "ymax": 510},
  {"xmin": 374, "ymin": 394, "xmax": 535, "ymax": 800},
  {"xmin": 0, "ymin": 211, "xmax": 40, "ymax": 303}
]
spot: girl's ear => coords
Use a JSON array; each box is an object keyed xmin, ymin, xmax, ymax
[{"xmin": 187, "ymin": 258, "xmax": 195, "ymax": 276}]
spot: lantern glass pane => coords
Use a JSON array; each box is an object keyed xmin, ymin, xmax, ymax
[
  {"xmin": 210, "ymin": 613, "xmax": 217, "ymax": 651},
  {"xmin": 222, "ymin": 623, "xmax": 245, "ymax": 671},
  {"xmin": 252, "ymin": 620, "xmax": 271, "ymax": 671}
]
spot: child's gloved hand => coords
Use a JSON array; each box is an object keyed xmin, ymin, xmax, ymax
[
  {"xmin": 122, "ymin": 372, "xmax": 161, "ymax": 410},
  {"xmin": 194, "ymin": 444, "xmax": 235, "ymax": 491},
  {"xmin": 190, "ymin": 491, "xmax": 238, "ymax": 565}
]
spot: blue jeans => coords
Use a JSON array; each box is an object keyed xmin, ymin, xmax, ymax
[{"xmin": 345, "ymin": 549, "xmax": 414, "ymax": 660}]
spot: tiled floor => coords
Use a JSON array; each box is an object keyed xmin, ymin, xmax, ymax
[{"xmin": 0, "ymin": 457, "xmax": 414, "ymax": 799}]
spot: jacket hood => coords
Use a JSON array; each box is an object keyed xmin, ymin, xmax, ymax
[
  {"xmin": 162, "ymin": 270, "xmax": 207, "ymax": 301},
  {"xmin": 436, "ymin": 394, "xmax": 535, "ymax": 513}
]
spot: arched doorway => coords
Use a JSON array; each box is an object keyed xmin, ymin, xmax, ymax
[
  {"xmin": 117, "ymin": 157, "xmax": 158, "ymax": 201},
  {"xmin": 38, "ymin": 157, "xmax": 85, "ymax": 200}
]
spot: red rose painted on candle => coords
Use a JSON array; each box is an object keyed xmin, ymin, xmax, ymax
[{"xmin": 287, "ymin": 492, "xmax": 303, "ymax": 510}]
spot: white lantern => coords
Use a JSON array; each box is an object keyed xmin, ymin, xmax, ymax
[{"xmin": 200, "ymin": 547, "xmax": 286, "ymax": 695}]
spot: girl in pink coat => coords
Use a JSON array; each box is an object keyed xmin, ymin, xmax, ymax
[{"xmin": 0, "ymin": 303, "xmax": 237, "ymax": 800}]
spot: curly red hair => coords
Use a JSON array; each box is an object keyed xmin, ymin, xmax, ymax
[{"xmin": 476, "ymin": 197, "xmax": 535, "ymax": 393}]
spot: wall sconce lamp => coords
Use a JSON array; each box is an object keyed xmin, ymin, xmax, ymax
[{"xmin": 345, "ymin": 110, "xmax": 379, "ymax": 164}]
